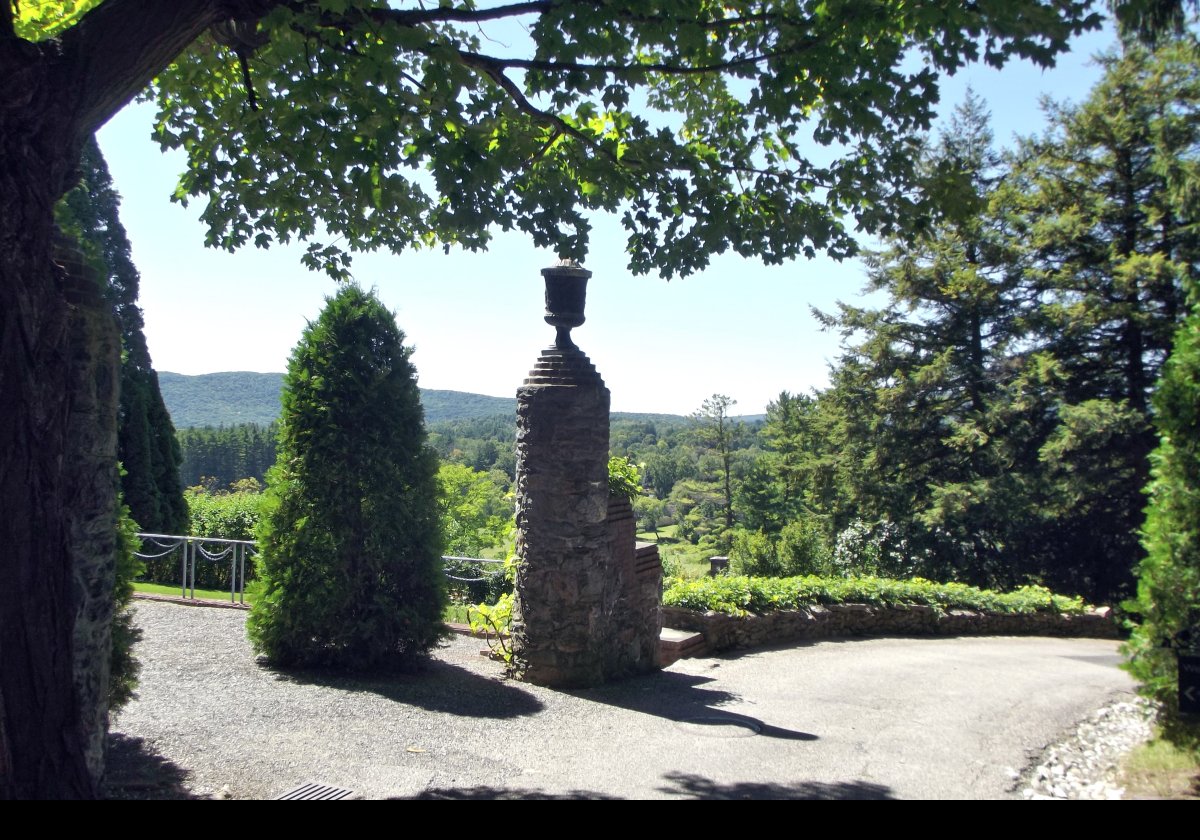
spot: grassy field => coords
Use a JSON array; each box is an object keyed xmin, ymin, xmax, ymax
[
  {"xmin": 135, "ymin": 580, "xmax": 483, "ymax": 626},
  {"xmin": 1119, "ymin": 735, "xmax": 1200, "ymax": 799},
  {"xmin": 133, "ymin": 582, "xmax": 244, "ymax": 602}
]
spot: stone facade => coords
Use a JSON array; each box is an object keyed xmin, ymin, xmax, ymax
[{"xmin": 661, "ymin": 604, "xmax": 1119, "ymax": 654}]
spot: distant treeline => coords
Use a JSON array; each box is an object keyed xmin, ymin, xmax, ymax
[
  {"xmin": 178, "ymin": 423, "xmax": 279, "ymax": 489},
  {"xmin": 177, "ymin": 413, "xmax": 700, "ymax": 492}
]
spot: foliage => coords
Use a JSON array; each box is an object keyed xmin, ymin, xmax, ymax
[
  {"xmin": 808, "ymin": 42, "xmax": 1200, "ymax": 602},
  {"xmin": 247, "ymin": 285, "xmax": 446, "ymax": 670},
  {"xmin": 56, "ymin": 137, "xmax": 187, "ymax": 535},
  {"xmin": 135, "ymin": 2, "xmax": 1105, "ymax": 281},
  {"xmin": 467, "ymin": 555, "xmax": 518, "ymax": 662},
  {"xmin": 730, "ymin": 519, "xmax": 834, "ymax": 578},
  {"xmin": 1123, "ymin": 293, "xmax": 1200, "ymax": 721},
  {"xmin": 437, "ymin": 462, "xmax": 513, "ymax": 557},
  {"xmin": 664, "ymin": 574, "xmax": 1088, "ymax": 618},
  {"xmin": 468, "ymin": 593, "xmax": 515, "ymax": 663},
  {"xmin": 691, "ymin": 394, "xmax": 740, "ymax": 536},
  {"xmin": 109, "ymin": 498, "xmax": 144, "ymax": 712},
  {"xmin": 185, "ymin": 485, "xmax": 265, "ymax": 541},
  {"xmin": 444, "ymin": 557, "xmax": 511, "ymax": 606},
  {"xmin": 607, "ymin": 455, "xmax": 642, "ymax": 502},
  {"xmin": 177, "ymin": 423, "xmax": 279, "ymax": 488},
  {"xmin": 134, "ymin": 485, "xmax": 265, "ymax": 587},
  {"xmin": 832, "ymin": 519, "xmax": 917, "ymax": 579}
]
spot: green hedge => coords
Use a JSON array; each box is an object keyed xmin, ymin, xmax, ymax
[{"xmin": 663, "ymin": 574, "xmax": 1088, "ymax": 617}]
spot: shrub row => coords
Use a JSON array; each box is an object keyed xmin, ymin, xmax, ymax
[{"xmin": 663, "ymin": 574, "xmax": 1088, "ymax": 617}]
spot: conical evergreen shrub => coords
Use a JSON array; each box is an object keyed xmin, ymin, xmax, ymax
[{"xmin": 248, "ymin": 285, "xmax": 446, "ymax": 669}]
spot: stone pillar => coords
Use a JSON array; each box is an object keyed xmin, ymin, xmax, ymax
[{"xmin": 511, "ymin": 261, "xmax": 649, "ymax": 687}]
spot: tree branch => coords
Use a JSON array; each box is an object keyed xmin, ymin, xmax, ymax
[
  {"xmin": 294, "ymin": 0, "xmax": 557, "ymax": 28},
  {"xmin": 461, "ymin": 47, "xmax": 790, "ymax": 78},
  {"xmin": 57, "ymin": 0, "xmax": 282, "ymax": 136},
  {"xmin": 456, "ymin": 51, "xmax": 614, "ymax": 164}
]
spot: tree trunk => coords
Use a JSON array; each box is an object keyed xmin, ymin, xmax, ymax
[
  {"xmin": 0, "ymin": 162, "xmax": 98, "ymax": 799},
  {"xmin": 0, "ymin": 0, "xmax": 246, "ymax": 799}
]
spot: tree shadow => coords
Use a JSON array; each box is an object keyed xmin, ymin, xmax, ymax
[
  {"xmin": 566, "ymin": 668, "xmax": 818, "ymax": 741},
  {"xmin": 402, "ymin": 785, "xmax": 622, "ymax": 800},
  {"xmin": 397, "ymin": 772, "xmax": 894, "ymax": 800},
  {"xmin": 266, "ymin": 657, "xmax": 545, "ymax": 720},
  {"xmin": 103, "ymin": 733, "xmax": 196, "ymax": 800},
  {"xmin": 657, "ymin": 772, "xmax": 895, "ymax": 800}
]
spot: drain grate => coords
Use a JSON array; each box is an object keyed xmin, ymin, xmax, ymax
[{"xmin": 274, "ymin": 781, "xmax": 356, "ymax": 800}]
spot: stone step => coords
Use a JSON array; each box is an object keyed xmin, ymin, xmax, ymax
[{"xmin": 658, "ymin": 627, "xmax": 706, "ymax": 667}]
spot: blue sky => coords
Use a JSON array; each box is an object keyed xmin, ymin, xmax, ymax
[{"xmin": 96, "ymin": 24, "xmax": 1117, "ymax": 416}]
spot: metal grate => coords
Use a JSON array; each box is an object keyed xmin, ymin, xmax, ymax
[{"xmin": 274, "ymin": 782, "xmax": 356, "ymax": 800}]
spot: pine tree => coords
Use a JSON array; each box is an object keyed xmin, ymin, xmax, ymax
[
  {"xmin": 248, "ymin": 285, "xmax": 446, "ymax": 670},
  {"xmin": 57, "ymin": 137, "xmax": 187, "ymax": 535},
  {"xmin": 1003, "ymin": 40, "xmax": 1200, "ymax": 599},
  {"xmin": 815, "ymin": 92, "xmax": 1038, "ymax": 585}
]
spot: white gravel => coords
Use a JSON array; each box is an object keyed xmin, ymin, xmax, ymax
[{"xmin": 1018, "ymin": 698, "xmax": 1158, "ymax": 799}]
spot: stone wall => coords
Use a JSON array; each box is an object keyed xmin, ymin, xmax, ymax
[
  {"xmin": 661, "ymin": 603, "xmax": 1119, "ymax": 654},
  {"xmin": 606, "ymin": 499, "xmax": 662, "ymax": 672}
]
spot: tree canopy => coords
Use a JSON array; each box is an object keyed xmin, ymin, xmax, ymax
[{"xmin": 13, "ymin": 0, "xmax": 1105, "ymax": 279}]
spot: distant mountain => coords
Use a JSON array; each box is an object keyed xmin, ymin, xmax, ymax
[
  {"xmin": 159, "ymin": 371, "xmax": 705, "ymax": 428},
  {"xmin": 159, "ymin": 371, "xmax": 518, "ymax": 428},
  {"xmin": 159, "ymin": 372, "xmax": 283, "ymax": 428}
]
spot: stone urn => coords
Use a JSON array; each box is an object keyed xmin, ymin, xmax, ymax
[{"xmin": 542, "ymin": 260, "xmax": 592, "ymax": 349}]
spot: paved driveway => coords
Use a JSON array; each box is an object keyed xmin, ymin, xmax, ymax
[{"xmin": 110, "ymin": 601, "xmax": 1136, "ymax": 799}]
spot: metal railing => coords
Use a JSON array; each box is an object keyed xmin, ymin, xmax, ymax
[
  {"xmin": 442, "ymin": 555, "xmax": 505, "ymax": 582},
  {"xmin": 134, "ymin": 535, "xmax": 503, "ymax": 605},
  {"xmin": 135, "ymin": 533, "xmax": 256, "ymax": 604}
]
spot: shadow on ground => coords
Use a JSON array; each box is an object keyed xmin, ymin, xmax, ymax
[
  {"xmin": 403, "ymin": 774, "xmax": 893, "ymax": 800},
  {"xmin": 567, "ymin": 668, "xmax": 818, "ymax": 741},
  {"xmin": 405, "ymin": 786, "xmax": 621, "ymax": 800},
  {"xmin": 267, "ymin": 657, "xmax": 545, "ymax": 719},
  {"xmin": 658, "ymin": 772, "xmax": 895, "ymax": 800},
  {"xmin": 104, "ymin": 733, "xmax": 195, "ymax": 800}
]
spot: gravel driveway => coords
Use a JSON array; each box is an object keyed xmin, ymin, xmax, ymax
[{"xmin": 108, "ymin": 600, "xmax": 1140, "ymax": 799}]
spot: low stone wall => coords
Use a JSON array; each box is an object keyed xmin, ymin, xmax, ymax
[{"xmin": 661, "ymin": 603, "xmax": 1119, "ymax": 654}]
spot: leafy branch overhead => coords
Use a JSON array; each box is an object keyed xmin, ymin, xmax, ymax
[{"xmin": 117, "ymin": 0, "xmax": 1104, "ymax": 278}]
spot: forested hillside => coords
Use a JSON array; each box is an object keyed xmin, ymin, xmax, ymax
[
  {"xmin": 161, "ymin": 370, "xmax": 716, "ymax": 428},
  {"xmin": 160, "ymin": 371, "xmax": 521, "ymax": 427}
]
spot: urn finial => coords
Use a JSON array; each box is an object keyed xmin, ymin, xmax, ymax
[{"xmin": 541, "ymin": 260, "xmax": 592, "ymax": 350}]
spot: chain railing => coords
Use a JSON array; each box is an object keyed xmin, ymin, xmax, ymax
[
  {"xmin": 134, "ymin": 535, "xmax": 505, "ymax": 606},
  {"xmin": 135, "ymin": 533, "xmax": 256, "ymax": 604}
]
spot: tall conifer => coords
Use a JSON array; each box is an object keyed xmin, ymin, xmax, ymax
[{"xmin": 248, "ymin": 286, "xmax": 446, "ymax": 670}]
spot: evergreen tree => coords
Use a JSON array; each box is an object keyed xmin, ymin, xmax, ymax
[
  {"xmin": 1124, "ymin": 299, "xmax": 1200, "ymax": 722},
  {"xmin": 1002, "ymin": 40, "xmax": 1200, "ymax": 598},
  {"xmin": 1120, "ymin": 37, "xmax": 1200, "ymax": 727},
  {"xmin": 815, "ymin": 93, "xmax": 1037, "ymax": 586},
  {"xmin": 57, "ymin": 137, "xmax": 187, "ymax": 535},
  {"xmin": 814, "ymin": 45, "xmax": 1200, "ymax": 600},
  {"xmin": 248, "ymin": 286, "xmax": 446, "ymax": 670},
  {"xmin": 691, "ymin": 394, "xmax": 739, "ymax": 537}
]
